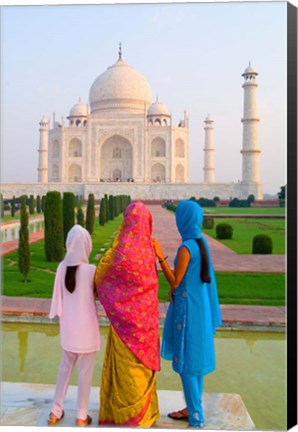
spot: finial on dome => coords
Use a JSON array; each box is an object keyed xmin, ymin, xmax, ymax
[
  {"xmin": 78, "ymin": 97, "xmax": 81, "ymax": 103},
  {"xmin": 118, "ymin": 43, "xmax": 122, "ymax": 60}
]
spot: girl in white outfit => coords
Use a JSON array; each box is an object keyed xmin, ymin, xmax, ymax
[{"xmin": 48, "ymin": 224, "xmax": 100, "ymax": 427}]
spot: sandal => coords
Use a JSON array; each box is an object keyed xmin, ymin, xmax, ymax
[
  {"xmin": 48, "ymin": 410, "xmax": 65, "ymax": 425},
  {"xmin": 187, "ymin": 422, "xmax": 206, "ymax": 429},
  {"xmin": 76, "ymin": 414, "xmax": 92, "ymax": 427},
  {"xmin": 168, "ymin": 408, "xmax": 189, "ymax": 420}
]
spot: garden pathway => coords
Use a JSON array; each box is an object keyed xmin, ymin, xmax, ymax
[{"xmin": 149, "ymin": 205, "xmax": 286, "ymax": 273}]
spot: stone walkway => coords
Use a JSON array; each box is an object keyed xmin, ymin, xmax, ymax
[{"xmin": 1, "ymin": 382, "xmax": 255, "ymax": 429}]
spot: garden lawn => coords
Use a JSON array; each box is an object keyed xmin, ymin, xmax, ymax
[
  {"xmin": 2, "ymin": 213, "xmax": 285, "ymax": 306},
  {"xmin": 204, "ymin": 218, "xmax": 285, "ymax": 254},
  {"xmin": 203, "ymin": 207, "xmax": 285, "ymax": 215},
  {"xmin": 2, "ymin": 216, "xmax": 124, "ymax": 298},
  {"xmin": 158, "ymin": 272, "xmax": 285, "ymax": 306}
]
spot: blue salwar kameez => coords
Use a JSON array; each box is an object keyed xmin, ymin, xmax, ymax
[{"xmin": 161, "ymin": 200, "xmax": 222, "ymax": 428}]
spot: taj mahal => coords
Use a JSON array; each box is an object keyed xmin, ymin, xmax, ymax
[{"xmin": 2, "ymin": 47, "xmax": 263, "ymax": 201}]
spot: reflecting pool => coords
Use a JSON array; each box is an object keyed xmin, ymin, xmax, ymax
[
  {"xmin": 1, "ymin": 323, "xmax": 286, "ymax": 430},
  {"xmin": 0, "ymin": 218, "xmax": 44, "ymax": 242}
]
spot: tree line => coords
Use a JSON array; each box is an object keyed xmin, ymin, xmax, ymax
[{"xmin": 15, "ymin": 192, "xmax": 131, "ymax": 282}]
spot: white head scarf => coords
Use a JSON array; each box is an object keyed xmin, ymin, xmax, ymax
[
  {"xmin": 64, "ymin": 224, "xmax": 92, "ymax": 266},
  {"xmin": 49, "ymin": 225, "xmax": 93, "ymax": 319}
]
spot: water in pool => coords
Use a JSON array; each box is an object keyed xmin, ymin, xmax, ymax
[{"xmin": 1, "ymin": 322, "xmax": 286, "ymax": 430}]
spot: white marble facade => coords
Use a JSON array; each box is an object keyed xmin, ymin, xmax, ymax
[
  {"xmin": 33, "ymin": 53, "xmax": 264, "ymax": 200},
  {"xmin": 42, "ymin": 50, "xmax": 189, "ymax": 185}
]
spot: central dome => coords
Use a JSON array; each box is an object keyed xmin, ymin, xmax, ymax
[{"xmin": 89, "ymin": 58, "xmax": 153, "ymax": 114}]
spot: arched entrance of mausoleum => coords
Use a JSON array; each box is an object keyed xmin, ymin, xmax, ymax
[{"xmin": 100, "ymin": 135, "xmax": 133, "ymax": 181}]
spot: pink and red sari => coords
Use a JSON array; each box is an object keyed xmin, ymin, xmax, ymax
[{"xmin": 95, "ymin": 201, "xmax": 160, "ymax": 426}]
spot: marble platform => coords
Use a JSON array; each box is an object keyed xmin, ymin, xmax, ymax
[{"xmin": 1, "ymin": 382, "xmax": 255, "ymax": 430}]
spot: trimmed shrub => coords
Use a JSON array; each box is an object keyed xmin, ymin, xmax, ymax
[
  {"xmin": 63, "ymin": 192, "xmax": 75, "ymax": 244},
  {"xmin": 247, "ymin": 194, "xmax": 255, "ymax": 205},
  {"xmin": 86, "ymin": 193, "xmax": 95, "ymax": 234},
  {"xmin": 29, "ymin": 195, "xmax": 35, "ymax": 214},
  {"xmin": 18, "ymin": 195, "xmax": 30, "ymax": 281},
  {"xmin": 41, "ymin": 195, "xmax": 46, "ymax": 212},
  {"xmin": 252, "ymin": 234, "xmax": 273, "ymax": 254},
  {"xmin": 1, "ymin": 193, "xmax": 4, "ymax": 218},
  {"xmin": 216, "ymin": 223, "xmax": 233, "ymax": 239},
  {"xmin": 197, "ymin": 197, "xmax": 216, "ymax": 207},
  {"xmin": 36, "ymin": 195, "xmax": 42, "ymax": 213},
  {"xmin": 109, "ymin": 195, "xmax": 115, "ymax": 221},
  {"xmin": 203, "ymin": 216, "xmax": 214, "ymax": 229},
  {"xmin": 104, "ymin": 194, "xmax": 109, "ymax": 221},
  {"xmin": 77, "ymin": 206, "xmax": 85, "ymax": 227},
  {"xmin": 99, "ymin": 197, "xmax": 107, "ymax": 226},
  {"xmin": 11, "ymin": 196, "xmax": 16, "ymax": 217},
  {"xmin": 44, "ymin": 191, "xmax": 64, "ymax": 262}
]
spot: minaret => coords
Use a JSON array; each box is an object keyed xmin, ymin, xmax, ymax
[
  {"xmin": 38, "ymin": 117, "xmax": 48, "ymax": 183},
  {"xmin": 241, "ymin": 63, "xmax": 261, "ymax": 184},
  {"xmin": 203, "ymin": 114, "xmax": 215, "ymax": 183}
]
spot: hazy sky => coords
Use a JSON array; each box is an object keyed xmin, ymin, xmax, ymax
[{"xmin": 0, "ymin": 1, "xmax": 292, "ymax": 195}]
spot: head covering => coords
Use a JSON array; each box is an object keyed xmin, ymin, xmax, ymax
[
  {"xmin": 95, "ymin": 201, "xmax": 160, "ymax": 371},
  {"xmin": 49, "ymin": 225, "xmax": 93, "ymax": 320},
  {"xmin": 64, "ymin": 224, "xmax": 92, "ymax": 266},
  {"xmin": 176, "ymin": 200, "xmax": 203, "ymax": 241}
]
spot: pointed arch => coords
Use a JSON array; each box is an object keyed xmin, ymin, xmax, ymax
[
  {"xmin": 69, "ymin": 138, "xmax": 82, "ymax": 157},
  {"xmin": 175, "ymin": 164, "xmax": 185, "ymax": 182},
  {"xmin": 151, "ymin": 163, "xmax": 166, "ymax": 182},
  {"xmin": 175, "ymin": 138, "xmax": 185, "ymax": 157},
  {"xmin": 151, "ymin": 137, "xmax": 166, "ymax": 157},
  {"xmin": 69, "ymin": 163, "xmax": 82, "ymax": 182},
  {"xmin": 100, "ymin": 134, "xmax": 132, "ymax": 181}
]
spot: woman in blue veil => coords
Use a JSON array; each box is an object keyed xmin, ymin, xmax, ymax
[{"xmin": 154, "ymin": 200, "xmax": 222, "ymax": 429}]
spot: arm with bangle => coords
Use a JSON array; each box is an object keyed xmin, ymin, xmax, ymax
[{"xmin": 153, "ymin": 238, "xmax": 190, "ymax": 301}]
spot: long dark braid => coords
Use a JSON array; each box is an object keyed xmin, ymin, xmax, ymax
[
  {"xmin": 195, "ymin": 238, "xmax": 211, "ymax": 283},
  {"xmin": 65, "ymin": 266, "xmax": 78, "ymax": 293}
]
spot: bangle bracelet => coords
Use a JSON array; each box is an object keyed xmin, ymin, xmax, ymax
[{"xmin": 159, "ymin": 256, "xmax": 168, "ymax": 264}]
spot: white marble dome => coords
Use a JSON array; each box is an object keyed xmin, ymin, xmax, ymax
[
  {"xmin": 89, "ymin": 58, "xmax": 153, "ymax": 113},
  {"xmin": 147, "ymin": 100, "xmax": 170, "ymax": 116},
  {"xmin": 68, "ymin": 100, "xmax": 88, "ymax": 117}
]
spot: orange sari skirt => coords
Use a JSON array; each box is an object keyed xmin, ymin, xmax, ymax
[{"xmin": 99, "ymin": 326, "xmax": 160, "ymax": 427}]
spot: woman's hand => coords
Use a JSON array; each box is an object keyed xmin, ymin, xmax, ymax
[
  {"xmin": 169, "ymin": 287, "xmax": 175, "ymax": 303},
  {"xmin": 152, "ymin": 238, "xmax": 165, "ymax": 261}
]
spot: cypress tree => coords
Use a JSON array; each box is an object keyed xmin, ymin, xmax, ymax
[
  {"xmin": 1, "ymin": 193, "xmax": 4, "ymax": 218},
  {"xmin": 41, "ymin": 195, "xmax": 46, "ymax": 212},
  {"xmin": 77, "ymin": 206, "xmax": 85, "ymax": 227},
  {"xmin": 11, "ymin": 196, "xmax": 16, "ymax": 217},
  {"xmin": 104, "ymin": 194, "xmax": 109, "ymax": 221},
  {"xmin": 44, "ymin": 191, "xmax": 64, "ymax": 262},
  {"xmin": 36, "ymin": 195, "xmax": 41, "ymax": 213},
  {"xmin": 29, "ymin": 195, "xmax": 35, "ymax": 215},
  {"xmin": 63, "ymin": 192, "xmax": 75, "ymax": 244},
  {"xmin": 108, "ymin": 195, "xmax": 114, "ymax": 221},
  {"xmin": 18, "ymin": 195, "xmax": 30, "ymax": 282},
  {"xmin": 99, "ymin": 197, "xmax": 107, "ymax": 226},
  {"xmin": 86, "ymin": 193, "xmax": 95, "ymax": 234}
]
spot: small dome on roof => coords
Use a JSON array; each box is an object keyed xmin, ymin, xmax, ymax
[
  {"xmin": 68, "ymin": 99, "xmax": 88, "ymax": 118},
  {"xmin": 39, "ymin": 116, "xmax": 48, "ymax": 124},
  {"xmin": 205, "ymin": 114, "xmax": 214, "ymax": 122},
  {"xmin": 242, "ymin": 62, "xmax": 258, "ymax": 76},
  {"xmin": 147, "ymin": 99, "xmax": 170, "ymax": 116}
]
